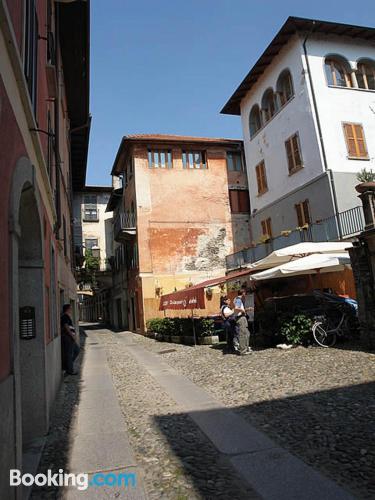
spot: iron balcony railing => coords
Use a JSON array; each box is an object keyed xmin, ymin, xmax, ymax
[
  {"xmin": 226, "ymin": 205, "xmax": 365, "ymax": 270},
  {"xmin": 114, "ymin": 212, "xmax": 137, "ymax": 241}
]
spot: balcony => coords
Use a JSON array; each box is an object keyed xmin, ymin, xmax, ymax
[
  {"xmin": 114, "ymin": 212, "xmax": 137, "ymax": 242},
  {"xmin": 226, "ymin": 205, "xmax": 365, "ymax": 270}
]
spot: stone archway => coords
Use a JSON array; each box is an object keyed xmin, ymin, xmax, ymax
[{"xmin": 9, "ymin": 158, "xmax": 47, "ymax": 470}]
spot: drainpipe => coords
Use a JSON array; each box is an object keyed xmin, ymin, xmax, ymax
[{"xmin": 302, "ymin": 23, "xmax": 343, "ymax": 239}]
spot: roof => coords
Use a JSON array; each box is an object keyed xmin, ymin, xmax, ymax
[
  {"xmin": 59, "ymin": 0, "xmax": 90, "ymax": 190},
  {"xmin": 221, "ymin": 16, "xmax": 375, "ymax": 115},
  {"xmin": 111, "ymin": 134, "xmax": 243, "ymax": 175}
]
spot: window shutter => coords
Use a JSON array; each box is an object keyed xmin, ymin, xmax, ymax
[
  {"xmin": 229, "ymin": 190, "xmax": 239, "ymax": 213},
  {"xmin": 255, "ymin": 164, "xmax": 261, "ymax": 193},
  {"xmin": 302, "ymin": 200, "xmax": 310, "ymax": 224},
  {"xmin": 261, "ymin": 220, "xmax": 267, "ymax": 235},
  {"xmin": 285, "ymin": 138, "xmax": 293, "ymax": 173},
  {"xmin": 295, "ymin": 203, "xmax": 303, "ymax": 226},
  {"xmin": 344, "ymin": 124, "xmax": 357, "ymax": 157},
  {"xmin": 238, "ymin": 191, "xmax": 250, "ymax": 213},
  {"xmin": 261, "ymin": 162, "xmax": 267, "ymax": 191},
  {"xmin": 266, "ymin": 218, "xmax": 272, "ymax": 237},
  {"xmin": 354, "ymin": 125, "xmax": 367, "ymax": 157}
]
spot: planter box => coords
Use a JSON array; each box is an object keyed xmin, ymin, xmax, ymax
[
  {"xmin": 163, "ymin": 334, "xmax": 171, "ymax": 343},
  {"xmin": 183, "ymin": 335, "xmax": 196, "ymax": 345},
  {"xmin": 155, "ymin": 333, "xmax": 164, "ymax": 342},
  {"xmin": 197, "ymin": 335, "xmax": 219, "ymax": 345},
  {"xmin": 171, "ymin": 335, "xmax": 182, "ymax": 344}
]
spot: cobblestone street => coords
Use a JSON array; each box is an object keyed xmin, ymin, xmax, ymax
[{"xmin": 33, "ymin": 326, "xmax": 375, "ymax": 499}]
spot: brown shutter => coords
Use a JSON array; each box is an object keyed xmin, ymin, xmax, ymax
[
  {"xmin": 266, "ymin": 218, "xmax": 272, "ymax": 238},
  {"xmin": 285, "ymin": 138, "xmax": 293, "ymax": 173},
  {"xmin": 255, "ymin": 164, "xmax": 261, "ymax": 193},
  {"xmin": 239, "ymin": 190, "xmax": 250, "ymax": 213},
  {"xmin": 295, "ymin": 203, "xmax": 303, "ymax": 226},
  {"xmin": 229, "ymin": 190, "xmax": 239, "ymax": 213},
  {"xmin": 261, "ymin": 220, "xmax": 267, "ymax": 235},
  {"xmin": 261, "ymin": 162, "xmax": 268, "ymax": 191},
  {"xmin": 292, "ymin": 135, "xmax": 302, "ymax": 168},
  {"xmin": 343, "ymin": 124, "xmax": 357, "ymax": 157},
  {"xmin": 302, "ymin": 200, "xmax": 310, "ymax": 224},
  {"xmin": 354, "ymin": 125, "xmax": 367, "ymax": 157}
]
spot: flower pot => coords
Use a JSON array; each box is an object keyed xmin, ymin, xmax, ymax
[
  {"xmin": 171, "ymin": 335, "xmax": 182, "ymax": 344},
  {"xmin": 183, "ymin": 335, "xmax": 196, "ymax": 345},
  {"xmin": 355, "ymin": 182, "xmax": 375, "ymax": 193},
  {"xmin": 197, "ymin": 335, "xmax": 219, "ymax": 345}
]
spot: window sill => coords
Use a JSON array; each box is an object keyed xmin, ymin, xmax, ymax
[
  {"xmin": 257, "ymin": 189, "xmax": 268, "ymax": 197},
  {"xmin": 347, "ymin": 156, "xmax": 370, "ymax": 161},
  {"xmin": 288, "ymin": 166, "xmax": 304, "ymax": 176},
  {"xmin": 83, "ymin": 219, "xmax": 99, "ymax": 223},
  {"xmin": 249, "ymin": 94, "xmax": 295, "ymax": 141}
]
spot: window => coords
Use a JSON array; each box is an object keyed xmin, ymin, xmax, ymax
[
  {"xmin": 255, "ymin": 161, "xmax": 268, "ymax": 195},
  {"xmin": 285, "ymin": 133, "xmax": 303, "ymax": 174},
  {"xmin": 261, "ymin": 88, "xmax": 277, "ymax": 122},
  {"xmin": 325, "ymin": 57, "xmax": 352, "ymax": 87},
  {"xmin": 227, "ymin": 152, "xmax": 243, "ymax": 171},
  {"xmin": 356, "ymin": 61, "xmax": 375, "ymax": 90},
  {"xmin": 249, "ymin": 104, "xmax": 262, "ymax": 138},
  {"xmin": 83, "ymin": 194, "xmax": 98, "ymax": 221},
  {"xmin": 85, "ymin": 239, "xmax": 98, "ymax": 254},
  {"xmin": 261, "ymin": 218, "xmax": 272, "ymax": 238},
  {"xmin": 147, "ymin": 149, "xmax": 172, "ymax": 169},
  {"xmin": 182, "ymin": 151, "xmax": 207, "ymax": 169},
  {"xmin": 343, "ymin": 123, "xmax": 368, "ymax": 159},
  {"xmin": 229, "ymin": 190, "xmax": 250, "ymax": 213},
  {"xmin": 24, "ymin": 0, "xmax": 38, "ymax": 114},
  {"xmin": 276, "ymin": 69, "xmax": 294, "ymax": 106},
  {"xmin": 295, "ymin": 200, "xmax": 311, "ymax": 227}
]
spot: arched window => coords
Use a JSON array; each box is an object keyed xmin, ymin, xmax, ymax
[
  {"xmin": 276, "ymin": 69, "xmax": 294, "ymax": 106},
  {"xmin": 249, "ymin": 104, "xmax": 262, "ymax": 138},
  {"xmin": 356, "ymin": 59, "xmax": 375, "ymax": 90},
  {"xmin": 261, "ymin": 89, "xmax": 277, "ymax": 123},
  {"xmin": 325, "ymin": 56, "xmax": 352, "ymax": 87}
]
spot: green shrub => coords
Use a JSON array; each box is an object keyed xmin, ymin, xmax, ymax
[
  {"xmin": 357, "ymin": 168, "xmax": 375, "ymax": 183},
  {"xmin": 198, "ymin": 318, "xmax": 215, "ymax": 337},
  {"xmin": 146, "ymin": 318, "xmax": 165, "ymax": 335},
  {"xmin": 280, "ymin": 314, "xmax": 312, "ymax": 345}
]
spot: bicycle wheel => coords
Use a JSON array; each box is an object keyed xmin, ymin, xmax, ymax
[{"xmin": 312, "ymin": 321, "xmax": 337, "ymax": 347}]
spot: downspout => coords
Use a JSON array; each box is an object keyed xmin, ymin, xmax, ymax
[
  {"xmin": 302, "ymin": 23, "xmax": 343, "ymax": 239},
  {"xmin": 54, "ymin": 2, "xmax": 61, "ymax": 236}
]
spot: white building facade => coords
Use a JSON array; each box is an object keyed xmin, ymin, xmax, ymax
[{"xmin": 222, "ymin": 17, "xmax": 375, "ymax": 245}]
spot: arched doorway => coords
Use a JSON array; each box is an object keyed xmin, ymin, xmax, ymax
[{"xmin": 9, "ymin": 159, "xmax": 47, "ymax": 470}]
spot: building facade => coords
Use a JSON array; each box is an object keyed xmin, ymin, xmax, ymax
[
  {"xmin": 222, "ymin": 17, "xmax": 375, "ymax": 246},
  {"xmin": 73, "ymin": 186, "xmax": 113, "ymax": 322},
  {"xmin": 108, "ymin": 134, "xmax": 252, "ymax": 332},
  {"xmin": 0, "ymin": 1, "xmax": 90, "ymax": 497}
]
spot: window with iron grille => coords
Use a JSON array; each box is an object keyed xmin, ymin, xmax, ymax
[
  {"xmin": 83, "ymin": 194, "xmax": 98, "ymax": 221},
  {"xmin": 182, "ymin": 151, "xmax": 207, "ymax": 169},
  {"xmin": 147, "ymin": 150, "xmax": 172, "ymax": 169}
]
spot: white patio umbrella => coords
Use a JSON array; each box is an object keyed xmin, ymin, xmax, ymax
[
  {"xmin": 251, "ymin": 252, "xmax": 351, "ymax": 281},
  {"xmin": 251, "ymin": 242, "xmax": 353, "ymax": 271}
]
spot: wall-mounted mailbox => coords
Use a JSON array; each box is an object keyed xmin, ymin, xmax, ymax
[{"xmin": 20, "ymin": 306, "xmax": 36, "ymax": 339}]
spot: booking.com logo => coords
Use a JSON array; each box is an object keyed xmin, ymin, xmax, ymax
[{"xmin": 10, "ymin": 469, "xmax": 137, "ymax": 491}]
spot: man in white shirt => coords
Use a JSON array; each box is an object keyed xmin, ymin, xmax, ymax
[
  {"xmin": 233, "ymin": 287, "xmax": 254, "ymax": 355},
  {"xmin": 220, "ymin": 296, "xmax": 235, "ymax": 352}
]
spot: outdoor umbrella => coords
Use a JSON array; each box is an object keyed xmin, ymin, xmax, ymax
[
  {"xmin": 250, "ymin": 242, "xmax": 353, "ymax": 271},
  {"xmin": 251, "ymin": 252, "xmax": 351, "ymax": 281}
]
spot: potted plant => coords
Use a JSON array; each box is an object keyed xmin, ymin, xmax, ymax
[
  {"xmin": 280, "ymin": 313, "xmax": 313, "ymax": 346},
  {"xmin": 146, "ymin": 318, "xmax": 165, "ymax": 341},
  {"xmin": 355, "ymin": 168, "xmax": 375, "ymax": 193},
  {"xmin": 197, "ymin": 318, "xmax": 219, "ymax": 345}
]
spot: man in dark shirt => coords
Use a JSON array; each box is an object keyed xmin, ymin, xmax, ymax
[{"xmin": 61, "ymin": 304, "xmax": 80, "ymax": 375}]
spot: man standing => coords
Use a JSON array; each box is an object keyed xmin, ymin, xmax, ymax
[
  {"xmin": 220, "ymin": 296, "xmax": 235, "ymax": 353},
  {"xmin": 233, "ymin": 286, "xmax": 254, "ymax": 355},
  {"xmin": 61, "ymin": 304, "xmax": 80, "ymax": 375}
]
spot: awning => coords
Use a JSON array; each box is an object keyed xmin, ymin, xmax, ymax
[
  {"xmin": 251, "ymin": 242, "xmax": 353, "ymax": 271},
  {"xmin": 251, "ymin": 253, "xmax": 351, "ymax": 281},
  {"xmin": 159, "ymin": 287, "xmax": 205, "ymax": 311}
]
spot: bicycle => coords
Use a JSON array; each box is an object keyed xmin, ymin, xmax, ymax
[{"xmin": 311, "ymin": 291, "xmax": 358, "ymax": 348}]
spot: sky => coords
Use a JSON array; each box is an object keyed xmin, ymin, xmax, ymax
[{"xmin": 86, "ymin": 0, "xmax": 375, "ymax": 185}]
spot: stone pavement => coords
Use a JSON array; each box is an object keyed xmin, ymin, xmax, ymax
[{"xmin": 32, "ymin": 324, "xmax": 374, "ymax": 499}]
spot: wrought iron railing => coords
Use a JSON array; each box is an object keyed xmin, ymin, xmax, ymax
[
  {"xmin": 114, "ymin": 212, "xmax": 137, "ymax": 239},
  {"xmin": 226, "ymin": 205, "xmax": 365, "ymax": 270}
]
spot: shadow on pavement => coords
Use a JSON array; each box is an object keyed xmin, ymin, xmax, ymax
[
  {"xmin": 154, "ymin": 381, "xmax": 375, "ymax": 499},
  {"xmin": 30, "ymin": 330, "xmax": 87, "ymax": 499}
]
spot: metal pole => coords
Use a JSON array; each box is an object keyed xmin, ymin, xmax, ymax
[{"xmin": 191, "ymin": 309, "xmax": 196, "ymax": 346}]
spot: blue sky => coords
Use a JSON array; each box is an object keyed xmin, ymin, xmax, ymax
[{"xmin": 86, "ymin": 0, "xmax": 375, "ymax": 185}]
